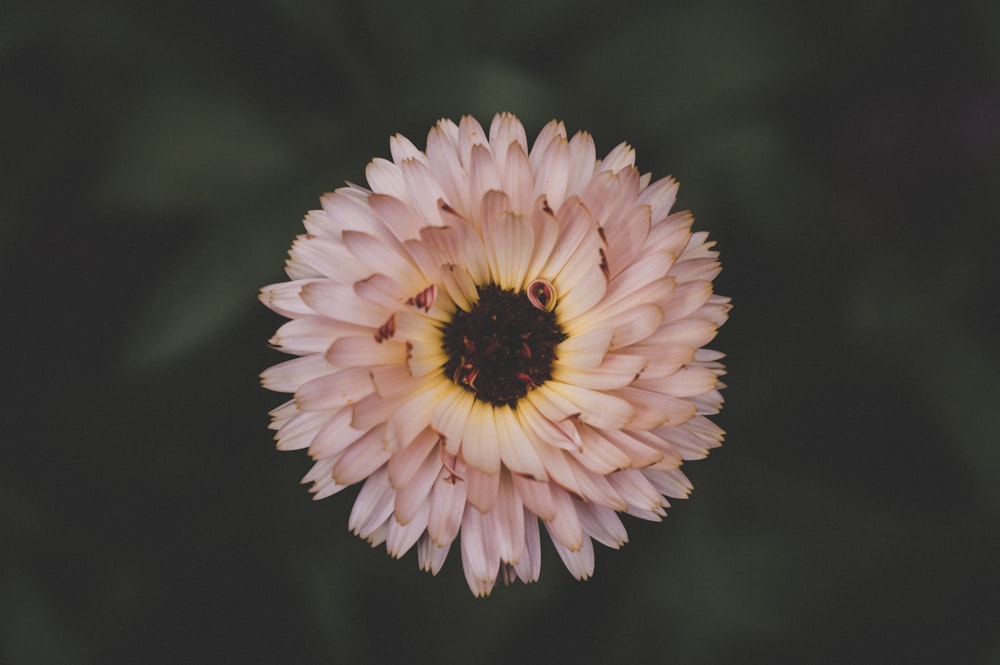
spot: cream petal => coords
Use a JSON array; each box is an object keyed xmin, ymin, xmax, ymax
[
  {"xmin": 295, "ymin": 366, "xmax": 375, "ymax": 411},
  {"xmin": 544, "ymin": 381, "xmax": 635, "ymax": 430},
  {"xmin": 517, "ymin": 397, "xmax": 582, "ymax": 453},
  {"xmin": 431, "ymin": 388, "xmax": 476, "ymax": 456},
  {"xmin": 554, "ymin": 266, "xmax": 609, "ymax": 325},
  {"xmin": 438, "ymin": 263, "xmax": 479, "ymax": 313},
  {"xmin": 553, "ymin": 352, "xmax": 647, "ymax": 391},
  {"xmin": 549, "ymin": 529, "xmax": 594, "ymax": 580},
  {"xmin": 554, "ymin": 327, "xmax": 613, "ymax": 370},
  {"xmin": 460, "ymin": 400, "xmax": 501, "ymax": 474}
]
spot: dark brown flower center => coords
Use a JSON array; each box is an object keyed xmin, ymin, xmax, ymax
[{"xmin": 441, "ymin": 283, "xmax": 566, "ymax": 407}]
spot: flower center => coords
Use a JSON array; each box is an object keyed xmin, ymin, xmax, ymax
[{"xmin": 440, "ymin": 283, "xmax": 567, "ymax": 407}]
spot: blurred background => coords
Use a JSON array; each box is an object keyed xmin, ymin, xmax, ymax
[{"xmin": 3, "ymin": 0, "xmax": 999, "ymax": 662}]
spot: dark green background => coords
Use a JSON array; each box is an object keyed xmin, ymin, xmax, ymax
[{"xmin": 4, "ymin": 0, "xmax": 999, "ymax": 663}]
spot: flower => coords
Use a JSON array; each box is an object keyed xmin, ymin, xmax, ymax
[{"xmin": 260, "ymin": 113, "xmax": 730, "ymax": 596}]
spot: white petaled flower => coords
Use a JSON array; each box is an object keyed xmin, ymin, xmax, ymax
[{"xmin": 261, "ymin": 113, "xmax": 730, "ymax": 596}]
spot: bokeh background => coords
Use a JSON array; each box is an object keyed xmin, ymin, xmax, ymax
[{"xmin": 4, "ymin": 0, "xmax": 999, "ymax": 663}]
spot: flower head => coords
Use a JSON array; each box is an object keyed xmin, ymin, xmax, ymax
[{"xmin": 261, "ymin": 113, "xmax": 730, "ymax": 596}]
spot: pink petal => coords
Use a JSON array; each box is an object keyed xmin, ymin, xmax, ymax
[
  {"xmin": 553, "ymin": 353, "xmax": 647, "ymax": 391},
  {"xmin": 393, "ymin": 443, "xmax": 441, "ymax": 526},
  {"xmin": 326, "ymin": 335, "xmax": 408, "ymax": 367},
  {"xmin": 269, "ymin": 316, "xmax": 365, "ymax": 356},
  {"xmin": 260, "ymin": 353, "xmax": 332, "ymax": 392},
  {"xmin": 299, "ymin": 281, "xmax": 388, "ymax": 327},
  {"xmin": 575, "ymin": 500, "xmax": 628, "ymax": 549},
  {"xmin": 461, "ymin": 400, "xmax": 501, "ymax": 474},
  {"xmin": 386, "ymin": 500, "xmax": 429, "ymax": 558},
  {"xmin": 465, "ymin": 465, "xmax": 499, "ymax": 513},
  {"xmin": 417, "ymin": 534, "xmax": 451, "ymax": 575},
  {"xmin": 495, "ymin": 405, "xmax": 548, "ymax": 481},
  {"xmin": 460, "ymin": 504, "xmax": 500, "ymax": 597},
  {"xmin": 544, "ymin": 381, "xmax": 635, "ymax": 430},
  {"xmin": 332, "ymin": 425, "xmax": 392, "ymax": 486},
  {"xmin": 544, "ymin": 485, "xmax": 584, "ymax": 551},
  {"xmin": 548, "ymin": 527, "xmax": 595, "ymax": 581},
  {"xmin": 295, "ymin": 366, "xmax": 375, "ymax": 411},
  {"xmin": 348, "ymin": 465, "xmax": 395, "ymax": 539},
  {"xmin": 426, "ymin": 460, "xmax": 468, "ymax": 546},
  {"xmin": 513, "ymin": 511, "xmax": 542, "ymax": 583},
  {"xmin": 490, "ymin": 471, "xmax": 525, "ymax": 563}
]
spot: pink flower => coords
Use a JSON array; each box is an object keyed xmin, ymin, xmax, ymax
[{"xmin": 261, "ymin": 113, "xmax": 730, "ymax": 596}]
